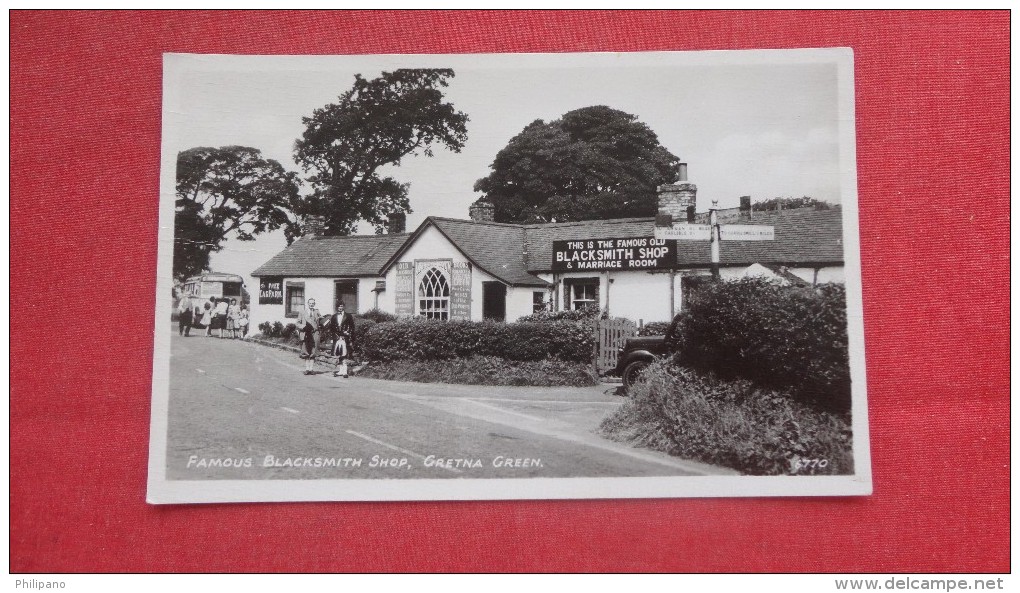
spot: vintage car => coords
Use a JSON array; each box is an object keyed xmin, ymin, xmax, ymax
[{"xmin": 614, "ymin": 315, "xmax": 681, "ymax": 392}]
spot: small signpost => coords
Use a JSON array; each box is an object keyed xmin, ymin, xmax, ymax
[{"xmin": 653, "ymin": 201, "xmax": 775, "ymax": 278}]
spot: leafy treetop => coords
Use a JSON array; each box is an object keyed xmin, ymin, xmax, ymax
[
  {"xmin": 293, "ymin": 68, "xmax": 469, "ymax": 236},
  {"xmin": 474, "ymin": 105, "xmax": 681, "ymax": 223}
]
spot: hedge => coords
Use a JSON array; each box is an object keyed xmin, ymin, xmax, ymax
[
  {"xmin": 257, "ymin": 315, "xmax": 387, "ymax": 356},
  {"xmin": 516, "ymin": 306, "xmax": 603, "ymax": 323},
  {"xmin": 676, "ymin": 278, "xmax": 850, "ymax": 411},
  {"xmin": 363, "ymin": 318, "xmax": 595, "ymax": 363}
]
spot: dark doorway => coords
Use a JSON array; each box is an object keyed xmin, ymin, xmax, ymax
[
  {"xmin": 334, "ymin": 280, "xmax": 359, "ymax": 313},
  {"xmin": 482, "ymin": 281, "xmax": 506, "ymax": 321}
]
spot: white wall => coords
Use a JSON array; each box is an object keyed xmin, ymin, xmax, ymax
[
  {"xmin": 249, "ymin": 276, "xmax": 383, "ymax": 329},
  {"xmin": 607, "ymin": 271, "xmax": 674, "ymax": 323},
  {"xmin": 534, "ymin": 270, "xmax": 676, "ymax": 323},
  {"xmin": 812, "ymin": 266, "xmax": 844, "ymax": 284},
  {"xmin": 736, "ymin": 265, "xmax": 845, "ymax": 285},
  {"xmin": 506, "ymin": 286, "xmax": 546, "ymax": 321},
  {"xmin": 382, "ymin": 225, "xmax": 502, "ymax": 320}
]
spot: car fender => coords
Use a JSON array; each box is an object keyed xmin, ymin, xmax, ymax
[{"xmin": 615, "ymin": 349, "xmax": 659, "ymax": 375}]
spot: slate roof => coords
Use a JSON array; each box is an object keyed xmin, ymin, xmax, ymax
[
  {"xmin": 670, "ymin": 209, "xmax": 845, "ymax": 268},
  {"xmin": 253, "ymin": 208, "xmax": 844, "ymax": 285},
  {"xmin": 429, "ymin": 218, "xmax": 548, "ymax": 287},
  {"xmin": 251, "ymin": 233, "xmax": 408, "ymax": 277},
  {"xmin": 522, "ymin": 218, "xmax": 662, "ymax": 271}
]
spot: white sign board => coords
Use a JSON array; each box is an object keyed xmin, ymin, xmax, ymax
[
  {"xmin": 655, "ymin": 223, "xmax": 775, "ymax": 241},
  {"xmin": 719, "ymin": 224, "xmax": 775, "ymax": 241},
  {"xmin": 655, "ymin": 224, "xmax": 712, "ymax": 241}
]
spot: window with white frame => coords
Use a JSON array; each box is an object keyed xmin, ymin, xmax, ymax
[
  {"xmin": 565, "ymin": 278, "xmax": 599, "ymax": 311},
  {"xmin": 417, "ymin": 267, "xmax": 450, "ymax": 320}
]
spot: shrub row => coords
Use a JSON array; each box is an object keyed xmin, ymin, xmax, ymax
[
  {"xmin": 676, "ymin": 278, "xmax": 850, "ymax": 411},
  {"xmin": 256, "ymin": 316, "xmax": 381, "ymax": 357},
  {"xmin": 363, "ymin": 318, "xmax": 595, "ymax": 363},
  {"xmin": 516, "ymin": 306, "xmax": 603, "ymax": 323},
  {"xmin": 637, "ymin": 321, "xmax": 672, "ymax": 337},
  {"xmin": 599, "ymin": 361, "xmax": 853, "ymax": 475},
  {"xmin": 358, "ymin": 356, "xmax": 598, "ymax": 387}
]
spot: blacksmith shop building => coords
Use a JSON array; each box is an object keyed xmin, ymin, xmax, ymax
[{"xmin": 250, "ymin": 170, "xmax": 845, "ymax": 328}]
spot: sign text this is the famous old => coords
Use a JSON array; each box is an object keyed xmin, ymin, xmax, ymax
[{"xmin": 552, "ymin": 237, "xmax": 677, "ymax": 271}]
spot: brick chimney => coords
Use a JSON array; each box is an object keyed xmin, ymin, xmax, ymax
[
  {"xmin": 739, "ymin": 195, "xmax": 752, "ymax": 219},
  {"xmin": 469, "ymin": 198, "xmax": 495, "ymax": 223},
  {"xmin": 656, "ymin": 163, "xmax": 697, "ymax": 226},
  {"xmin": 303, "ymin": 215, "xmax": 326, "ymax": 237},
  {"xmin": 386, "ymin": 212, "xmax": 406, "ymax": 234}
]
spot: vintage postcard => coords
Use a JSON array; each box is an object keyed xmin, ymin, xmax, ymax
[{"xmin": 148, "ymin": 49, "xmax": 871, "ymax": 503}]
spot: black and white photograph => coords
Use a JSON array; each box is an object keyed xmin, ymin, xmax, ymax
[{"xmin": 147, "ymin": 49, "xmax": 870, "ymax": 503}]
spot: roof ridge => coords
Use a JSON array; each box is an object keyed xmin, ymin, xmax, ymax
[
  {"xmin": 523, "ymin": 216, "xmax": 655, "ymax": 228},
  {"xmin": 429, "ymin": 216, "xmax": 525, "ymax": 228},
  {"xmin": 308, "ymin": 232, "xmax": 410, "ymax": 240},
  {"xmin": 430, "ymin": 215, "xmax": 659, "ymax": 229}
]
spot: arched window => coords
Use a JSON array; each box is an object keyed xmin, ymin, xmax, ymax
[{"xmin": 418, "ymin": 267, "xmax": 450, "ymax": 320}]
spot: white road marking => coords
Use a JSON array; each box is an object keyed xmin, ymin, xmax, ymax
[
  {"xmin": 468, "ymin": 397, "xmax": 622, "ymax": 406},
  {"xmin": 195, "ymin": 369, "xmax": 206, "ymax": 374},
  {"xmin": 280, "ymin": 407, "xmax": 300, "ymax": 415},
  {"xmin": 464, "ymin": 399, "xmax": 545, "ymax": 422},
  {"xmin": 344, "ymin": 430, "xmax": 461, "ymax": 474},
  {"xmin": 234, "ymin": 387, "xmax": 250, "ymax": 394}
]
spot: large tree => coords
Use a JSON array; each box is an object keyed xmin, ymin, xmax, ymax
[
  {"xmin": 474, "ymin": 106, "xmax": 681, "ymax": 223},
  {"xmin": 294, "ymin": 68, "xmax": 469, "ymax": 235},
  {"xmin": 174, "ymin": 146, "xmax": 300, "ymax": 281}
]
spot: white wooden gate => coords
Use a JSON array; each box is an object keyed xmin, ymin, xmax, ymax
[{"xmin": 596, "ymin": 318, "xmax": 638, "ymax": 374}]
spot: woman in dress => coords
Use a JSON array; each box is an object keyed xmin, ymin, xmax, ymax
[
  {"xmin": 201, "ymin": 301, "xmax": 214, "ymax": 337},
  {"xmin": 226, "ymin": 298, "xmax": 238, "ymax": 338},
  {"xmin": 214, "ymin": 298, "xmax": 229, "ymax": 338},
  {"xmin": 297, "ymin": 298, "xmax": 322, "ymax": 375}
]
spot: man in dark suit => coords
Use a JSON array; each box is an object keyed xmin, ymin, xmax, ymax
[{"xmin": 326, "ymin": 302, "xmax": 355, "ymax": 378}]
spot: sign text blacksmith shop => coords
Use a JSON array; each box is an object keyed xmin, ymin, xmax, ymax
[{"xmin": 552, "ymin": 237, "xmax": 677, "ymax": 271}]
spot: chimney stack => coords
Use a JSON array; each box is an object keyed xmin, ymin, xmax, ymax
[
  {"xmin": 386, "ymin": 212, "xmax": 406, "ymax": 234},
  {"xmin": 303, "ymin": 215, "xmax": 326, "ymax": 237},
  {"xmin": 656, "ymin": 162, "xmax": 697, "ymax": 226},
  {"xmin": 739, "ymin": 195, "xmax": 752, "ymax": 219},
  {"xmin": 469, "ymin": 198, "xmax": 495, "ymax": 223}
]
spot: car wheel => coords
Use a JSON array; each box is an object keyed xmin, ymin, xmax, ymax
[{"xmin": 622, "ymin": 360, "xmax": 650, "ymax": 392}]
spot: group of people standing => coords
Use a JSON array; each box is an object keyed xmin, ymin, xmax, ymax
[
  {"xmin": 177, "ymin": 296, "xmax": 249, "ymax": 339},
  {"xmin": 297, "ymin": 298, "xmax": 355, "ymax": 378}
]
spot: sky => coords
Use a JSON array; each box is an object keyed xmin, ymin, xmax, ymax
[{"xmin": 162, "ymin": 51, "xmax": 850, "ymax": 280}]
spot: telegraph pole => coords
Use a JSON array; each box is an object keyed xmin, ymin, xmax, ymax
[{"xmin": 709, "ymin": 199, "xmax": 720, "ymax": 279}]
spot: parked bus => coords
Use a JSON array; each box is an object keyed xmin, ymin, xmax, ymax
[{"xmin": 175, "ymin": 272, "xmax": 246, "ymax": 319}]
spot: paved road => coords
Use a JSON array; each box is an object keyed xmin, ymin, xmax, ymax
[{"xmin": 165, "ymin": 333, "xmax": 729, "ymax": 480}]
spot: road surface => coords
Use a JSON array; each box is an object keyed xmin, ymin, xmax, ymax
[{"xmin": 164, "ymin": 332, "xmax": 729, "ymax": 480}]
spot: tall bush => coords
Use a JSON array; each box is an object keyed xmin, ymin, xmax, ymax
[
  {"xmin": 600, "ymin": 361, "xmax": 853, "ymax": 475},
  {"xmin": 677, "ymin": 278, "xmax": 850, "ymax": 411}
]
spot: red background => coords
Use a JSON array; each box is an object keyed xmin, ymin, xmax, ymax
[{"xmin": 10, "ymin": 11, "xmax": 1010, "ymax": 573}]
